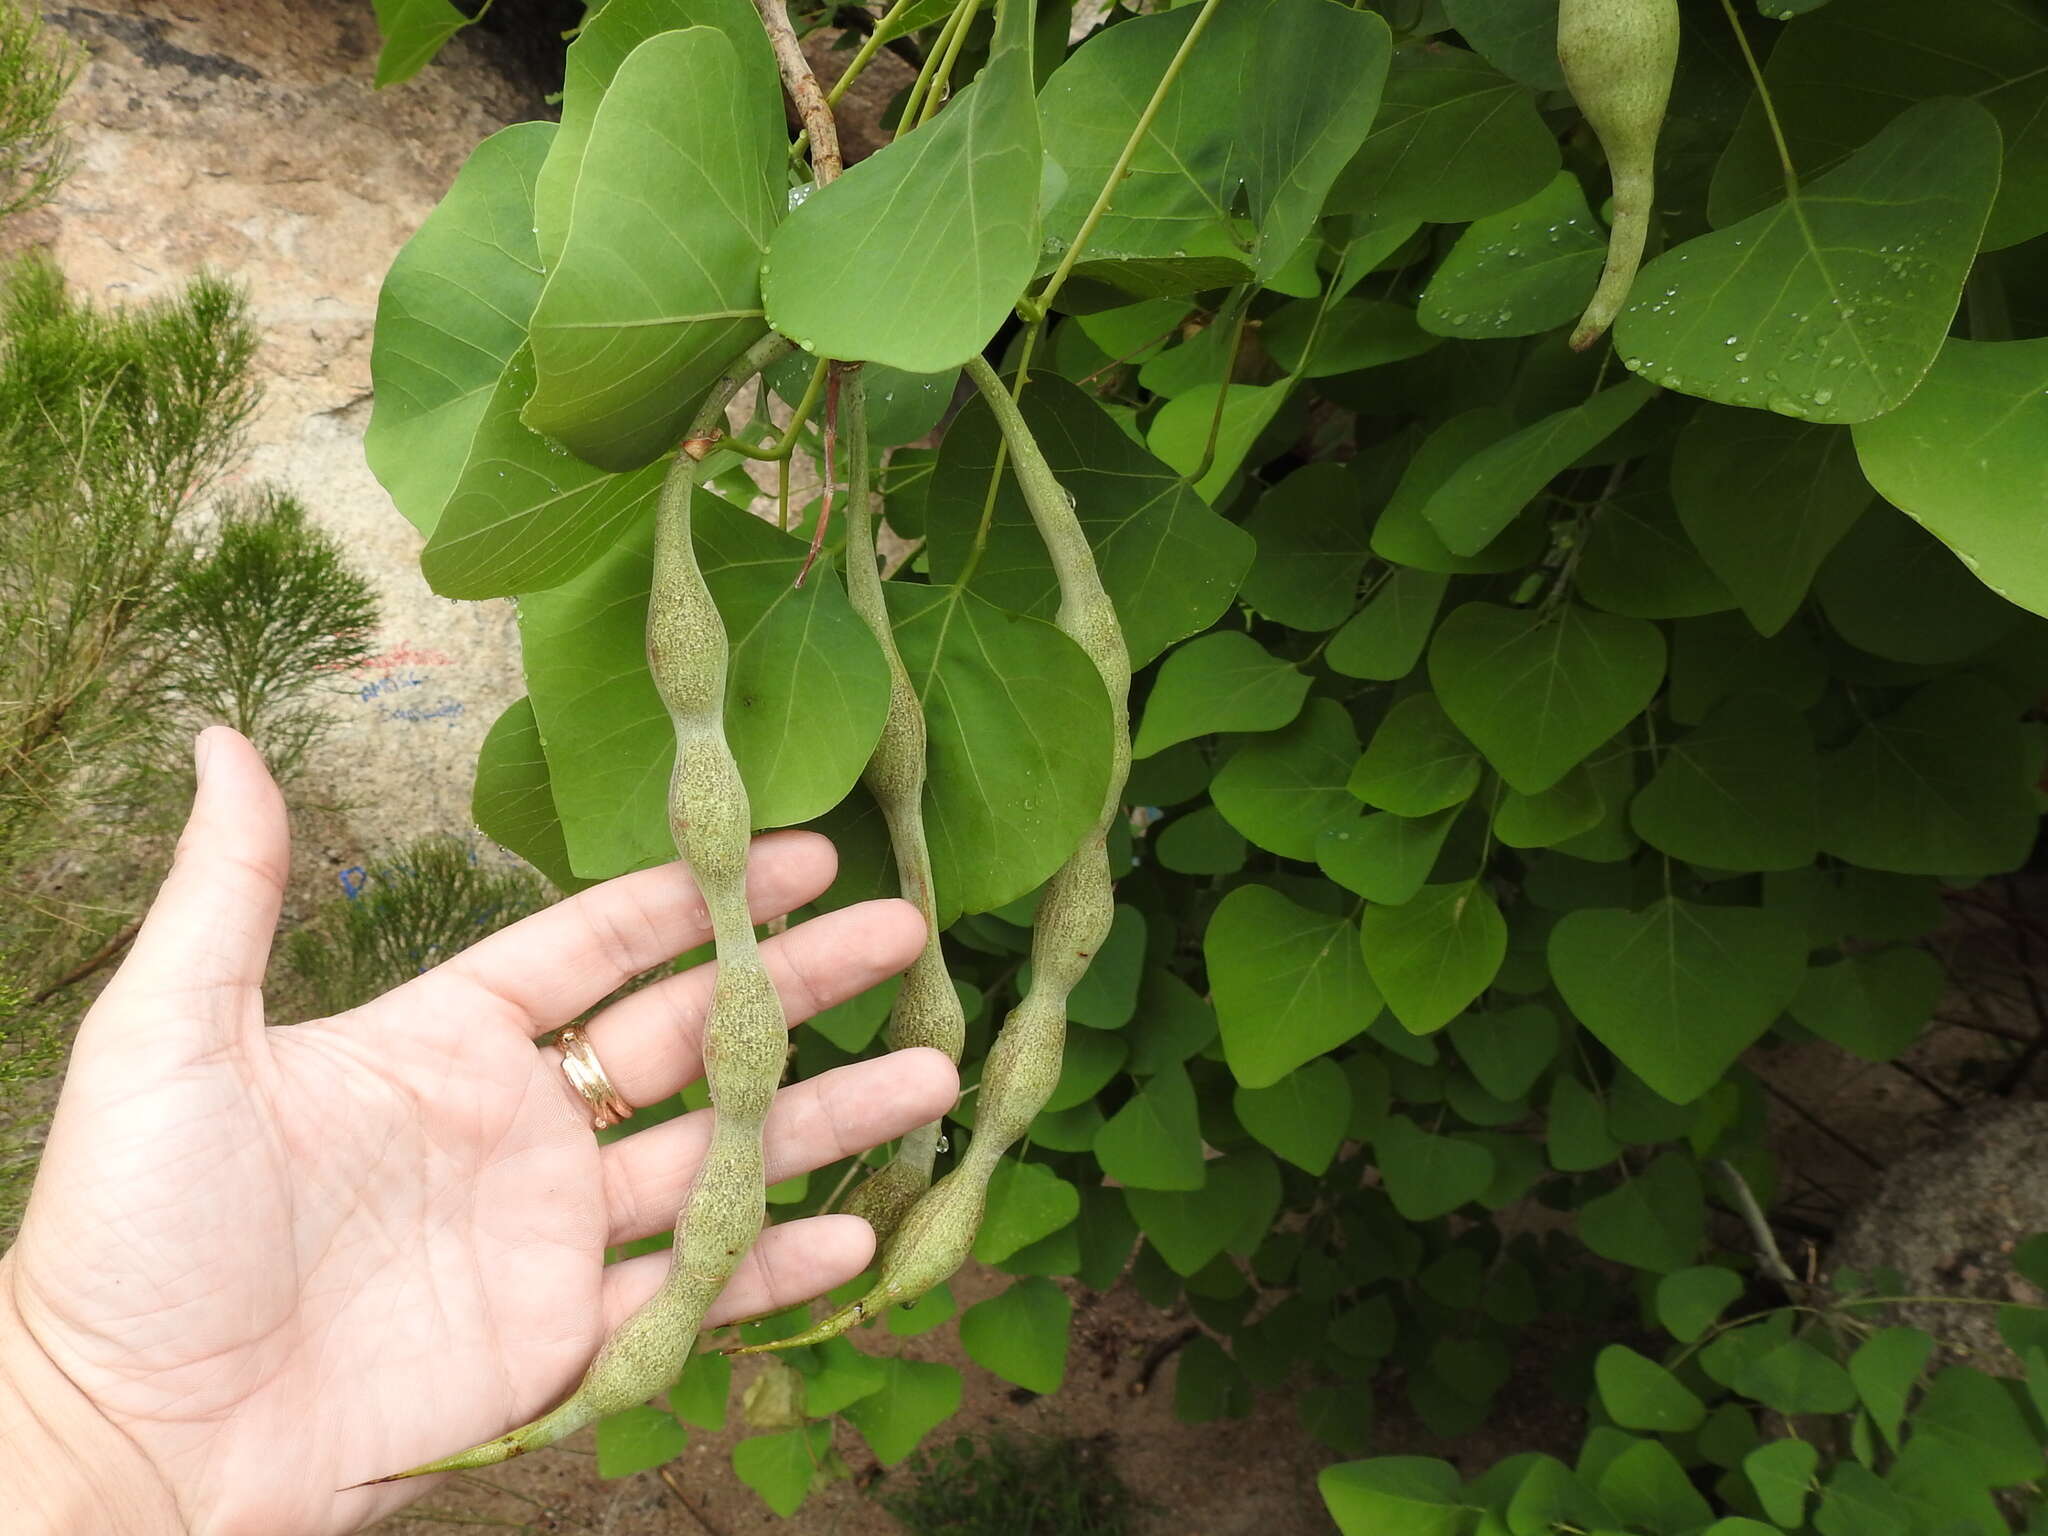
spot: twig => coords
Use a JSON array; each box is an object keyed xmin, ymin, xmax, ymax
[
  {"xmin": 1887, "ymin": 1056, "xmax": 1964, "ymax": 1112},
  {"xmin": 1761, "ymin": 1081, "xmax": 1882, "ymax": 1170},
  {"xmin": 755, "ymin": 0, "xmax": 842, "ymax": 184},
  {"xmin": 659, "ymin": 1467, "xmax": 730, "ymax": 1536},
  {"xmin": 1129, "ymin": 1325, "xmax": 1200, "ymax": 1395},
  {"xmin": 1713, "ymin": 1159, "xmax": 1800, "ymax": 1290},
  {"xmin": 30, "ymin": 919, "xmax": 141, "ymax": 1004}
]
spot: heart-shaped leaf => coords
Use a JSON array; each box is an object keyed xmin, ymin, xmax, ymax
[{"xmin": 1206, "ymin": 884, "xmax": 1383, "ymax": 1087}]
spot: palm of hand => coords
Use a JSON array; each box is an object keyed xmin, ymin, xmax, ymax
[{"xmin": 4, "ymin": 731, "xmax": 946, "ymax": 1535}]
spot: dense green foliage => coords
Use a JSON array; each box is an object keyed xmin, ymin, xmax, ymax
[
  {"xmin": 880, "ymin": 1432, "xmax": 1135, "ymax": 1535},
  {"xmin": 371, "ymin": 0, "xmax": 2048, "ymax": 1528}
]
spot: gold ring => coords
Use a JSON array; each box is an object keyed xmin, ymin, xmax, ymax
[{"xmin": 556, "ymin": 1025, "xmax": 634, "ymax": 1131}]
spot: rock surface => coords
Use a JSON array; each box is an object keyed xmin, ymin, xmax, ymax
[{"xmin": 1830, "ymin": 1097, "xmax": 2048, "ymax": 1369}]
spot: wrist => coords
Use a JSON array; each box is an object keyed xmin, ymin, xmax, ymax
[{"xmin": 0, "ymin": 1259, "xmax": 185, "ymax": 1536}]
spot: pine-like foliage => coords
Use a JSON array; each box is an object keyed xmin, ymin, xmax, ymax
[
  {"xmin": 283, "ymin": 838, "xmax": 548, "ymax": 1017},
  {"xmin": 0, "ymin": 1, "xmax": 76, "ymax": 221}
]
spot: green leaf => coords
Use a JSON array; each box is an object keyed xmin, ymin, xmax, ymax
[
  {"xmin": 1596, "ymin": 1345, "xmax": 1706, "ymax": 1433},
  {"xmin": 1328, "ymin": 567, "xmax": 1449, "ymax": 681},
  {"xmin": 595, "ymin": 1403, "xmax": 687, "ymax": 1478},
  {"xmin": 889, "ymin": 582, "xmax": 1113, "ymax": 916},
  {"xmin": 1241, "ymin": 464, "xmax": 1374, "ymax": 630},
  {"xmin": 1126, "ymin": 970, "xmax": 1220, "ymax": 1074},
  {"xmin": 1205, "ymin": 883, "xmax": 1383, "ymax": 1087},
  {"xmin": 1850, "ymin": 1327, "xmax": 1933, "ymax": 1451},
  {"xmin": 886, "ymin": 1282, "xmax": 956, "ymax": 1338},
  {"xmin": 1422, "ymin": 380, "xmax": 1654, "ymax": 555},
  {"xmin": 731, "ymin": 1422, "xmax": 831, "ymax": 1515},
  {"xmin": 1263, "ymin": 299, "xmax": 1440, "ymax": 378},
  {"xmin": 1156, "ymin": 806, "xmax": 1247, "ymax": 875},
  {"xmin": 524, "ymin": 28, "xmax": 781, "ymax": 471},
  {"xmin": 1040, "ymin": 1025, "xmax": 1127, "ymax": 1111},
  {"xmin": 1373, "ymin": 1114, "xmax": 1496, "ymax": 1221},
  {"xmin": 1672, "ymin": 408, "xmax": 1872, "ymax": 636},
  {"xmin": 1708, "ymin": 0, "xmax": 2048, "ymax": 251},
  {"xmin": 1629, "ymin": 694, "xmax": 1818, "ymax": 871},
  {"xmin": 764, "ymin": 0, "xmax": 1039, "ymax": 369},
  {"xmin": 1440, "ymin": 0, "xmax": 1563, "ymax": 92},
  {"xmin": 1361, "ymin": 880, "xmax": 1507, "ymax": 1034},
  {"xmin": 519, "ymin": 497, "xmax": 890, "ymax": 878},
  {"xmin": 472, "ymin": 698, "xmax": 589, "ymax": 893},
  {"xmin": 1321, "ymin": 1456, "xmax": 1468, "ymax": 1536},
  {"xmin": 367, "ymin": 123, "xmax": 668, "ymax": 599},
  {"xmin": 1815, "ymin": 506, "xmax": 2026, "ymax": 664},
  {"xmin": 1094, "ymin": 1063, "xmax": 1206, "ymax": 1189},
  {"xmin": 1212, "ymin": 697, "xmax": 1361, "ymax": 859},
  {"xmin": 1146, "ymin": 380, "xmax": 1294, "ymax": 502},
  {"xmin": 973, "ymin": 1161, "xmax": 1080, "ymax": 1264},
  {"xmin": 1504, "ymin": 1456, "xmax": 1615, "ymax": 1536},
  {"xmin": 1744, "ymin": 1438, "xmax": 1818, "ymax": 1529},
  {"xmin": 1596, "ymin": 1438, "xmax": 1714, "ymax": 1535},
  {"xmin": 1655, "ymin": 1267, "xmax": 1743, "ymax": 1344},
  {"xmin": 1175, "ymin": 1335, "xmax": 1253, "ymax": 1423},
  {"xmin": 1373, "ymin": 410, "xmax": 1547, "ymax": 575},
  {"xmin": 1910, "ymin": 1365, "xmax": 2047, "ymax": 1485},
  {"xmin": 1330, "ymin": 46, "xmax": 1558, "ymax": 224},
  {"xmin": 671, "ymin": 1348, "xmax": 731, "ymax": 1431},
  {"xmin": 1817, "ymin": 676, "xmax": 2037, "ymax": 878},
  {"xmin": 841, "ymin": 1359, "xmax": 961, "ymax": 1467},
  {"xmin": 1133, "ymin": 631, "xmax": 1307, "ymax": 759},
  {"xmin": 1550, "ymin": 897, "xmax": 1807, "ymax": 1104},
  {"xmin": 924, "ymin": 376, "xmax": 1254, "ymax": 667},
  {"xmin": 799, "ymin": 1339, "xmax": 887, "ymax": 1417},
  {"xmin": 1855, "ymin": 338, "xmax": 2048, "ymax": 621},
  {"xmin": 536, "ymin": 0, "xmax": 770, "ymax": 271},
  {"xmin": 1615, "ymin": 99, "xmax": 2001, "ymax": 424},
  {"xmin": 1791, "ymin": 948, "xmax": 1943, "ymax": 1063},
  {"xmin": 1430, "ymin": 601, "xmax": 1667, "ymax": 795},
  {"xmin": 1449, "ymin": 1003, "xmax": 1558, "ymax": 1100},
  {"xmin": 1039, "ymin": 0, "xmax": 1391, "ymax": 281},
  {"xmin": 1233, "ymin": 1058, "xmax": 1352, "ymax": 1174},
  {"xmin": 1318, "ymin": 808, "xmax": 1461, "ymax": 907},
  {"xmin": 959, "ymin": 1278, "xmax": 1071, "ymax": 1395},
  {"xmin": 1419, "ymin": 173, "xmax": 1604, "ymax": 340},
  {"xmin": 1348, "ymin": 693, "xmax": 1482, "ymax": 817},
  {"xmin": 1493, "ymin": 764, "xmax": 1603, "ymax": 849},
  {"xmin": 1547, "ymin": 1075, "xmax": 1619, "ymax": 1173},
  {"xmin": 1734, "ymin": 1340, "xmax": 1857, "ymax": 1415},
  {"xmin": 1578, "ymin": 1152, "xmax": 1705, "ymax": 1273},
  {"xmin": 1124, "ymin": 1151, "xmax": 1283, "ymax": 1274},
  {"xmin": 371, "ymin": 0, "xmax": 475, "ymax": 87},
  {"xmin": 1813, "ymin": 1462, "xmax": 1911, "ymax": 1536}
]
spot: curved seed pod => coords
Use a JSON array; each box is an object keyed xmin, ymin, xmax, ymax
[
  {"xmin": 1558, "ymin": 0, "xmax": 1680, "ymax": 351},
  {"xmin": 354, "ymin": 339, "xmax": 796, "ymax": 1486},
  {"xmin": 834, "ymin": 366, "xmax": 968, "ymax": 1242},
  {"xmin": 743, "ymin": 355, "xmax": 1130, "ymax": 1353}
]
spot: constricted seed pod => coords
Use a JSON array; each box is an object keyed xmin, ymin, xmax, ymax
[{"xmin": 1558, "ymin": 0, "xmax": 1680, "ymax": 351}]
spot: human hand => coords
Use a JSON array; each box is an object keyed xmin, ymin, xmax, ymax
[{"xmin": 0, "ymin": 727, "xmax": 954, "ymax": 1535}]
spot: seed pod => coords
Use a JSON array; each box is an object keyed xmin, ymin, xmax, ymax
[
  {"xmin": 1558, "ymin": 0, "xmax": 1680, "ymax": 351},
  {"xmin": 745, "ymin": 356, "xmax": 1130, "ymax": 1354},
  {"xmin": 354, "ymin": 337, "xmax": 796, "ymax": 1485},
  {"xmin": 833, "ymin": 366, "xmax": 967, "ymax": 1241}
]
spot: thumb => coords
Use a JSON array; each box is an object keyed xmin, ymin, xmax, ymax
[{"xmin": 97, "ymin": 727, "xmax": 291, "ymax": 1030}]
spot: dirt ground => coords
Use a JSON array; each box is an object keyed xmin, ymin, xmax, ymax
[{"xmin": 10, "ymin": 7, "xmax": 2048, "ymax": 1536}]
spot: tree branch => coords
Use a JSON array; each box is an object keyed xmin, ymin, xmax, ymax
[{"xmin": 755, "ymin": 0, "xmax": 842, "ymax": 185}]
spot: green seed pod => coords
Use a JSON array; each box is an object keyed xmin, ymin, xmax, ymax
[
  {"xmin": 1558, "ymin": 0, "xmax": 1680, "ymax": 351},
  {"xmin": 834, "ymin": 367, "xmax": 967, "ymax": 1241},
  {"xmin": 356, "ymin": 338, "xmax": 798, "ymax": 1486},
  {"xmin": 742, "ymin": 357, "xmax": 1131, "ymax": 1355}
]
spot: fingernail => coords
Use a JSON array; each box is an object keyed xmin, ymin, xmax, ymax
[{"xmin": 194, "ymin": 729, "xmax": 216, "ymax": 784}]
